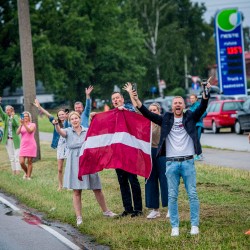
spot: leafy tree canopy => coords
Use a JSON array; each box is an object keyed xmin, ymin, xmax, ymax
[{"xmin": 0, "ymin": 0, "xmax": 232, "ymax": 102}]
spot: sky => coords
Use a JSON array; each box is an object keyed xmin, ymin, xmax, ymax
[{"xmin": 193, "ymin": 0, "xmax": 250, "ymax": 27}]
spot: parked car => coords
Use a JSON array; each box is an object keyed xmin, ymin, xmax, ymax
[
  {"xmin": 234, "ymin": 97, "xmax": 250, "ymax": 134},
  {"xmin": 143, "ymin": 96, "xmax": 174, "ymax": 114},
  {"xmin": 203, "ymin": 100, "xmax": 244, "ymax": 133},
  {"xmin": 221, "ymin": 94, "xmax": 249, "ymax": 101}
]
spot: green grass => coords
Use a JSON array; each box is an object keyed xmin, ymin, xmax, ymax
[
  {"xmin": 38, "ymin": 115, "xmax": 55, "ymax": 133},
  {"xmin": 0, "ymin": 143, "xmax": 249, "ymax": 249}
]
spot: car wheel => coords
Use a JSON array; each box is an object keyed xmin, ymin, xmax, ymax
[
  {"xmin": 212, "ymin": 121, "xmax": 219, "ymax": 134},
  {"xmin": 235, "ymin": 121, "xmax": 243, "ymax": 134}
]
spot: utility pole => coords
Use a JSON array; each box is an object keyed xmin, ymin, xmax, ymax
[
  {"xmin": 184, "ymin": 54, "xmax": 188, "ymax": 92},
  {"xmin": 17, "ymin": 0, "xmax": 41, "ymax": 160}
]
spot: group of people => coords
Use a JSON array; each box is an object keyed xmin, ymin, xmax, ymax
[
  {"xmin": 1, "ymin": 79, "xmax": 235, "ymax": 237},
  {"xmin": 0, "ymin": 97, "xmax": 37, "ymax": 179}
]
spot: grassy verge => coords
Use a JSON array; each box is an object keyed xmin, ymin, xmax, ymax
[
  {"xmin": 38, "ymin": 115, "xmax": 54, "ymax": 133},
  {"xmin": 0, "ymin": 143, "xmax": 249, "ymax": 249}
]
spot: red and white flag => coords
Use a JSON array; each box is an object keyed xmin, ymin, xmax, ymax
[{"xmin": 78, "ymin": 109, "xmax": 152, "ymax": 180}]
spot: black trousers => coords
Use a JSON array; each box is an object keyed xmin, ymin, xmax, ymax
[{"xmin": 115, "ymin": 169, "xmax": 142, "ymax": 212}]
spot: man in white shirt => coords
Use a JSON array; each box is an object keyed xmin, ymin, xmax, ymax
[{"xmin": 123, "ymin": 80, "xmax": 211, "ymax": 236}]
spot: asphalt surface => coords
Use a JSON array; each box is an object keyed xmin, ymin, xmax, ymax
[
  {"xmin": 200, "ymin": 130, "xmax": 250, "ymax": 171},
  {"xmin": 198, "ymin": 148, "xmax": 249, "ymax": 170},
  {"xmin": 0, "ymin": 201, "xmax": 74, "ymax": 250}
]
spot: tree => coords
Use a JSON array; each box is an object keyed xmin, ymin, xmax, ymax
[
  {"xmin": 177, "ymin": 0, "xmax": 214, "ymax": 78},
  {"xmin": 86, "ymin": 0, "xmax": 147, "ymax": 99},
  {"xmin": 0, "ymin": 0, "xmax": 147, "ymax": 103},
  {"xmin": 31, "ymin": 0, "xmax": 147, "ymax": 102},
  {"xmin": 0, "ymin": 1, "xmax": 21, "ymax": 95},
  {"xmin": 30, "ymin": 0, "xmax": 94, "ymax": 103},
  {"xmin": 129, "ymin": 0, "xmax": 216, "ymax": 97},
  {"xmin": 130, "ymin": 0, "xmax": 187, "ymax": 96},
  {"xmin": 0, "ymin": 0, "xmax": 218, "ymax": 101}
]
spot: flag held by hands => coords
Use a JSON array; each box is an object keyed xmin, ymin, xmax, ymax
[{"xmin": 78, "ymin": 109, "xmax": 152, "ymax": 180}]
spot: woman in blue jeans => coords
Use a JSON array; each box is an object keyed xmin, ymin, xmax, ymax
[{"xmin": 145, "ymin": 103, "xmax": 169, "ymax": 219}]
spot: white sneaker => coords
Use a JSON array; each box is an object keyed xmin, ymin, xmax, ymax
[
  {"xmin": 76, "ymin": 216, "xmax": 83, "ymax": 226},
  {"xmin": 166, "ymin": 210, "xmax": 170, "ymax": 218},
  {"xmin": 171, "ymin": 227, "xmax": 179, "ymax": 237},
  {"xmin": 190, "ymin": 226, "xmax": 199, "ymax": 235},
  {"xmin": 147, "ymin": 210, "xmax": 160, "ymax": 219},
  {"xmin": 103, "ymin": 210, "xmax": 117, "ymax": 217}
]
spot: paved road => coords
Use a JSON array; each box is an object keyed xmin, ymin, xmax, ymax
[
  {"xmin": 0, "ymin": 192, "xmax": 109, "ymax": 250},
  {"xmin": 40, "ymin": 131, "xmax": 250, "ymax": 171},
  {"xmin": 0, "ymin": 194, "xmax": 83, "ymax": 250},
  {"xmin": 200, "ymin": 130, "xmax": 250, "ymax": 170},
  {"xmin": 201, "ymin": 130, "xmax": 250, "ymax": 152}
]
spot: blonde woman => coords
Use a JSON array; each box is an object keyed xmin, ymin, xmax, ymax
[
  {"xmin": 17, "ymin": 111, "xmax": 37, "ymax": 180},
  {"xmin": 55, "ymin": 111, "xmax": 116, "ymax": 226},
  {"xmin": 145, "ymin": 103, "xmax": 169, "ymax": 219}
]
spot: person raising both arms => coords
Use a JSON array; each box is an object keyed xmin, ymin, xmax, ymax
[
  {"xmin": 123, "ymin": 79, "xmax": 211, "ymax": 237},
  {"xmin": 33, "ymin": 99, "xmax": 69, "ymax": 191}
]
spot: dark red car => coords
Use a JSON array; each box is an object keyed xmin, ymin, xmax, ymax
[{"xmin": 203, "ymin": 100, "xmax": 244, "ymax": 133}]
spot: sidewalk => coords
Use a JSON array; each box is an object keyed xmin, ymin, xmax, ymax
[{"xmin": 199, "ymin": 148, "xmax": 249, "ymax": 171}]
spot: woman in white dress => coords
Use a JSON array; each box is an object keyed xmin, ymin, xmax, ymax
[{"xmin": 55, "ymin": 111, "xmax": 116, "ymax": 226}]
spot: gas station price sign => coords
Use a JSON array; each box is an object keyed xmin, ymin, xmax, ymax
[{"xmin": 215, "ymin": 8, "xmax": 247, "ymax": 95}]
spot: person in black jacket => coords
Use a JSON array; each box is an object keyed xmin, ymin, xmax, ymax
[{"xmin": 123, "ymin": 80, "xmax": 211, "ymax": 236}]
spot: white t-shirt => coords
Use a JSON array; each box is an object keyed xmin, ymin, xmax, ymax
[{"xmin": 166, "ymin": 117, "xmax": 195, "ymax": 157}]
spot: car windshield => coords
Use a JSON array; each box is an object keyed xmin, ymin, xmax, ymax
[
  {"xmin": 243, "ymin": 99, "xmax": 250, "ymax": 110},
  {"xmin": 222, "ymin": 102, "xmax": 243, "ymax": 111}
]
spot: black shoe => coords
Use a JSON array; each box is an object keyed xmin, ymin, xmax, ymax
[
  {"xmin": 131, "ymin": 211, "xmax": 143, "ymax": 218},
  {"xmin": 119, "ymin": 211, "xmax": 133, "ymax": 217}
]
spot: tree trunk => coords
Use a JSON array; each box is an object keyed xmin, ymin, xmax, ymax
[{"xmin": 17, "ymin": 0, "xmax": 41, "ymax": 160}]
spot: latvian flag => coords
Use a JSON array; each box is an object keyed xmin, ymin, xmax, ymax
[{"xmin": 78, "ymin": 108, "xmax": 152, "ymax": 180}]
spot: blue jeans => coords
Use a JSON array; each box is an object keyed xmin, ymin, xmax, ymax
[
  {"xmin": 145, "ymin": 148, "xmax": 168, "ymax": 208},
  {"xmin": 166, "ymin": 159, "xmax": 199, "ymax": 228}
]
